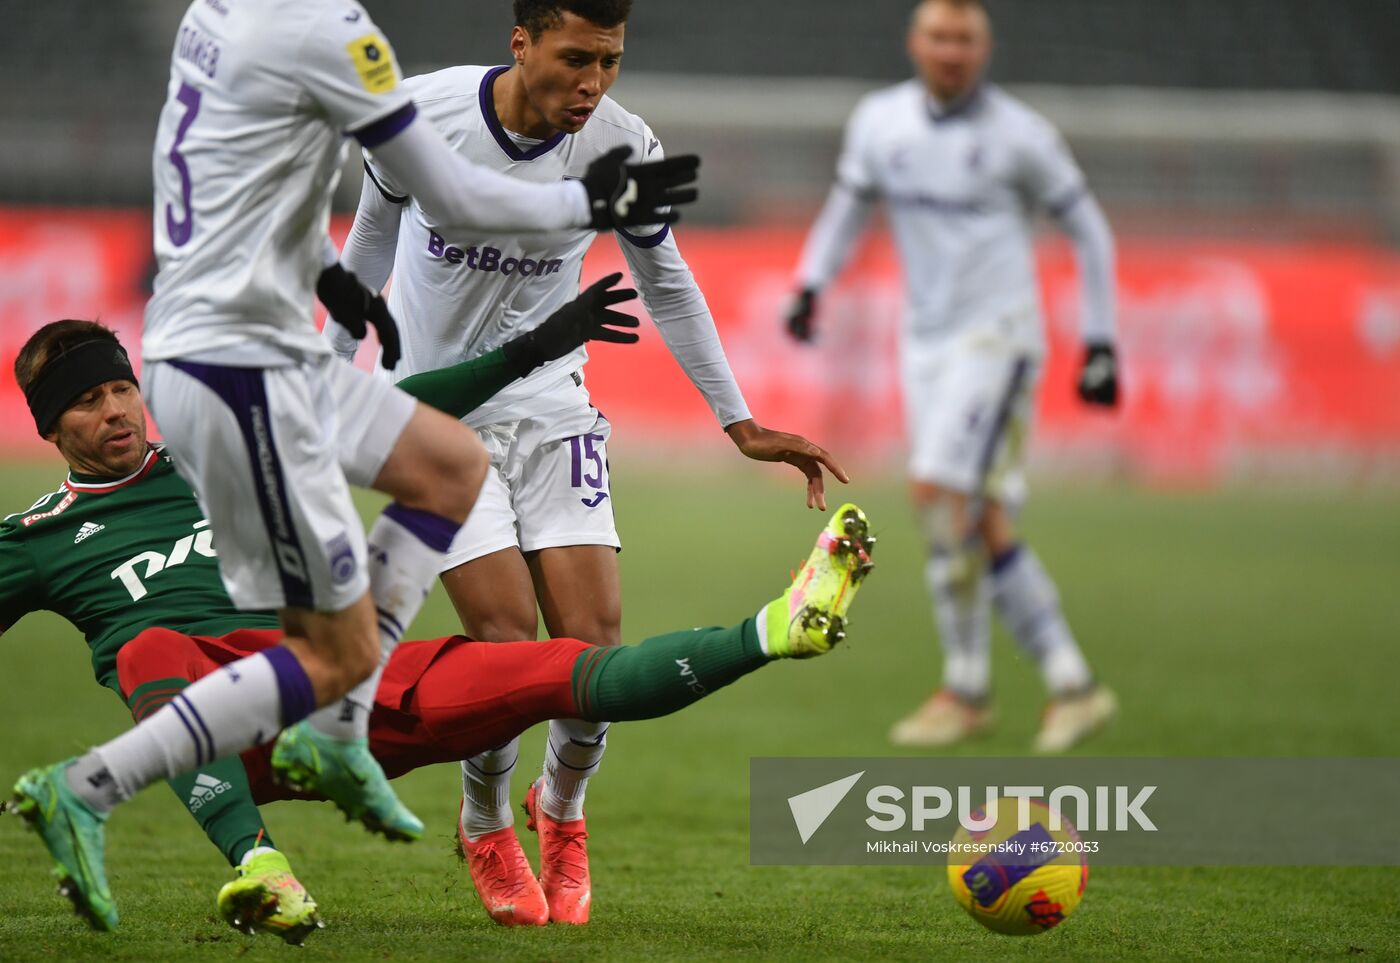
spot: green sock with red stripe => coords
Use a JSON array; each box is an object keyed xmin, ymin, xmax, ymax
[
  {"xmin": 572, "ymin": 619, "xmax": 768, "ymax": 722},
  {"xmin": 126, "ymin": 677, "xmax": 275, "ymax": 866}
]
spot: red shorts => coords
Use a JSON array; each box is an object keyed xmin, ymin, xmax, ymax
[{"xmin": 115, "ymin": 627, "xmax": 594, "ymax": 805}]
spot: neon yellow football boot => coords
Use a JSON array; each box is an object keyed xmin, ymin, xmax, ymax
[
  {"xmin": 218, "ymin": 849, "xmax": 324, "ymax": 945},
  {"xmin": 764, "ymin": 503, "xmax": 876, "ymax": 658}
]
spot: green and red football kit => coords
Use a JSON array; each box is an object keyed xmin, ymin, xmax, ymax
[
  {"xmin": 2, "ymin": 444, "xmax": 767, "ymax": 864},
  {"xmin": 118, "ymin": 620, "xmax": 764, "ymax": 807}
]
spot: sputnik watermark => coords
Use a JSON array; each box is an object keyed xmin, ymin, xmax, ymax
[
  {"xmin": 868, "ymin": 838, "xmax": 1047, "ymax": 856},
  {"xmin": 751, "ymin": 758, "xmax": 1400, "ymax": 866},
  {"xmin": 788, "ymin": 773, "xmax": 1155, "ymax": 844},
  {"xmin": 864, "ymin": 783, "xmax": 1157, "ymax": 834}
]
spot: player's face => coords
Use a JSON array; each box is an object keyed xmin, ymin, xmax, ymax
[
  {"xmin": 513, "ymin": 14, "xmax": 624, "ymax": 134},
  {"xmin": 907, "ymin": 1, "xmax": 991, "ymax": 101},
  {"xmin": 49, "ymin": 379, "xmax": 148, "ymax": 478}
]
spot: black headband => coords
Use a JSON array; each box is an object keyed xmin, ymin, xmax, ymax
[{"xmin": 23, "ymin": 339, "xmax": 139, "ymax": 437}]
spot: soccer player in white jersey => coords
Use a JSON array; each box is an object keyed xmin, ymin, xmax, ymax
[
  {"xmin": 324, "ymin": 0, "xmax": 847, "ymax": 927},
  {"xmin": 785, "ymin": 0, "xmax": 1120, "ymax": 753},
  {"xmin": 7, "ymin": 0, "xmax": 698, "ymax": 933}
]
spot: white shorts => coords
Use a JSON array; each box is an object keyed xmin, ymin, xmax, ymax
[
  {"xmin": 903, "ymin": 337, "xmax": 1039, "ymax": 505},
  {"xmin": 145, "ymin": 355, "xmax": 416, "ymax": 612},
  {"xmin": 442, "ymin": 406, "xmax": 620, "ymax": 571}
]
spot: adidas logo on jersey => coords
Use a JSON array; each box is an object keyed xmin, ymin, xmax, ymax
[
  {"xmin": 188, "ymin": 772, "xmax": 233, "ymax": 812},
  {"xmin": 74, "ymin": 521, "xmax": 106, "ymax": 544}
]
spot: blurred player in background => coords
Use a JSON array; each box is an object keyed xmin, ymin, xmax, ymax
[
  {"xmin": 8, "ymin": 0, "xmax": 697, "ymax": 933},
  {"xmin": 325, "ymin": 0, "xmax": 845, "ymax": 926},
  {"xmin": 785, "ymin": 0, "xmax": 1120, "ymax": 752}
]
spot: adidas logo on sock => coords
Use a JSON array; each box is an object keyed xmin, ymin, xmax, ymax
[
  {"xmin": 188, "ymin": 772, "xmax": 233, "ymax": 812},
  {"xmin": 74, "ymin": 521, "xmax": 105, "ymax": 544}
]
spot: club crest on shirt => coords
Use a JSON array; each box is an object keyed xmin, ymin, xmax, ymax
[
  {"xmin": 346, "ymin": 33, "xmax": 397, "ymax": 94},
  {"xmin": 326, "ymin": 532, "xmax": 358, "ymax": 586}
]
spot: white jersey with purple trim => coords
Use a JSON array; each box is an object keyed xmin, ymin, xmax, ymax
[
  {"xmin": 359, "ymin": 65, "xmax": 749, "ymax": 428},
  {"xmin": 143, "ymin": 0, "xmax": 414, "ymax": 363},
  {"xmin": 799, "ymin": 82, "xmax": 1092, "ymax": 357}
]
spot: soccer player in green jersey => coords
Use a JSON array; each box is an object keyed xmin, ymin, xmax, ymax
[
  {"xmin": 3, "ymin": 280, "xmax": 637, "ymax": 939},
  {"xmin": 5, "ymin": 307, "xmax": 875, "ymax": 940}
]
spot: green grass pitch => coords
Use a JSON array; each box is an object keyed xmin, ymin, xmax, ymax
[{"xmin": 1, "ymin": 457, "xmax": 1397, "ymax": 960}]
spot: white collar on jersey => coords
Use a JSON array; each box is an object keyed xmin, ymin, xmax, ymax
[{"xmin": 65, "ymin": 446, "xmax": 160, "ymax": 493}]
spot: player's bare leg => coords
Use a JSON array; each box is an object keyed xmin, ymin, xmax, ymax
[
  {"xmin": 522, "ymin": 544, "xmax": 621, "ymax": 924},
  {"xmin": 442, "ymin": 549, "xmax": 548, "ymax": 926},
  {"xmin": 443, "ymin": 548, "xmax": 542, "ymax": 645},
  {"xmin": 530, "ymin": 545, "xmax": 623, "ymax": 648}
]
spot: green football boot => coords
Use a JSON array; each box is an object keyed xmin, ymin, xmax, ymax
[
  {"xmin": 765, "ymin": 502, "xmax": 876, "ymax": 659},
  {"xmin": 218, "ymin": 849, "xmax": 324, "ymax": 945},
  {"xmin": 270, "ymin": 721, "xmax": 423, "ymax": 842},
  {"xmin": 7, "ymin": 760, "xmax": 117, "ymax": 931}
]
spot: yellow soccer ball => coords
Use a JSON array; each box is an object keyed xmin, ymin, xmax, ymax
[{"xmin": 946, "ymin": 797, "xmax": 1089, "ymax": 935}]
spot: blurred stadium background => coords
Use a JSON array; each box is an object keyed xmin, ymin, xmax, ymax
[
  {"xmin": 3, "ymin": 0, "xmax": 1398, "ymax": 482},
  {"xmin": 2, "ymin": 3, "xmax": 1399, "ymax": 957}
]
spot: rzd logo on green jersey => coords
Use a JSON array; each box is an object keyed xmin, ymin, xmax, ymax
[{"xmin": 111, "ymin": 520, "xmax": 215, "ymax": 601}]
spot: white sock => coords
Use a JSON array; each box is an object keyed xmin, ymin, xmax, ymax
[
  {"xmin": 925, "ymin": 550, "xmax": 992, "ymax": 701},
  {"xmin": 541, "ymin": 718, "xmax": 608, "ymax": 822},
  {"xmin": 460, "ymin": 739, "xmax": 519, "ymax": 839},
  {"xmin": 66, "ymin": 647, "xmax": 314, "ymax": 812},
  {"xmin": 754, "ymin": 606, "xmax": 772, "ymax": 656},
  {"xmin": 304, "ymin": 658, "xmax": 387, "ymax": 742},
  {"xmin": 990, "ymin": 544, "xmax": 1093, "ymax": 696},
  {"xmin": 306, "ymin": 503, "xmax": 458, "ymax": 741}
]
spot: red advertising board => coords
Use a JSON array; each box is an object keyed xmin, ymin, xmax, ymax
[{"xmin": 2, "ymin": 207, "xmax": 1398, "ymax": 481}]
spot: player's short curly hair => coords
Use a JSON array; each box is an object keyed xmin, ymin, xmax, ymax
[
  {"xmin": 513, "ymin": 0, "xmax": 631, "ymax": 39},
  {"xmin": 14, "ymin": 320, "xmax": 121, "ymax": 393}
]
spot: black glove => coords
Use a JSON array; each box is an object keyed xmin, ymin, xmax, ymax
[
  {"xmin": 581, "ymin": 146, "xmax": 700, "ymax": 230},
  {"xmin": 1077, "ymin": 342, "xmax": 1119, "ymax": 407},
  {"xmin": 501, "ymin": 272, "xmax": 640, "ymax": 377},
  {"xmin": 785, "ymin": 288, "xmax": 818, "ymax": 342},
  {"xmin": 316, "ymin": 263, "xmax": 401, "ymax": 369}
]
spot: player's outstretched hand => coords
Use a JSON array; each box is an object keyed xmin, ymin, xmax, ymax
[
  {"xmin": 725, "ymin": 419, "xmax": 851, "ymax": 510},
  {"xmin": 1076, "ymin": 342, "xmax": 1120, "ymax": 407},
  {"xmin": 784, "ymin": 289, "xmax": 818, "ymax": 342},
  {"xmin": 316, "ymin": 263, "xmax": 401, "ymax": 369},
  {"xmin": 502, "ymin": 272, "xmax": 640, "ymax": 376},
  {"xmin": 582, "ymin": 146, "xmax": 700, "ymax": 230}
]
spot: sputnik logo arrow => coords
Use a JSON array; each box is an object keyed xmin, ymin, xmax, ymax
[{"xmin": 787, "ymin": 771, "xmax": 864, "ymax": 844}]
